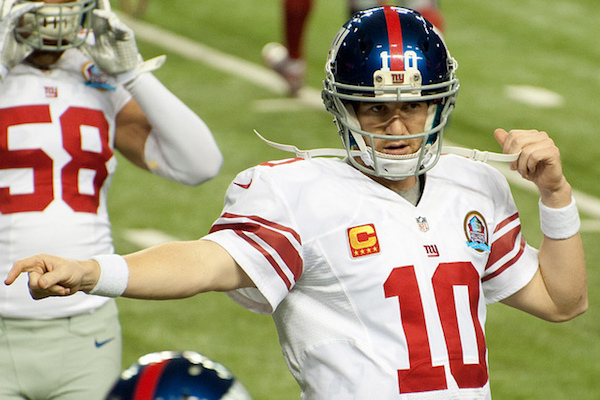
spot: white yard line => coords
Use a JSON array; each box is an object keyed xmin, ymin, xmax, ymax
[
  {"xmin": 118, "ymin": 14, "xmax": 600, "ymax": 239},
  {"xmin": 122, "ymin": 228, "xmax": 179, "ymax": 248}
]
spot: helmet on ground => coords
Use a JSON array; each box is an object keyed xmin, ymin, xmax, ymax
[
  {"xmin": 7, "ymin": 0, "xmax": 97, "ymax": 51},
  {"xmin": 322, "ymin": 6, "xmax": 459, "ymax": 180},
  {"xmin": 106, "ymin": 351, "xmax": 253, "ymax": 400}
]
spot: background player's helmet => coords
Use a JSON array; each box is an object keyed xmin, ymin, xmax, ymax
[
  {"xmin": 106, "ymin": 351, "xmax": 253, "ymax": 400},
  {"xmin": 322, "ymin": 6, "xmax": 459, "ymax": 180},
  {"xmin": 6, "ymin": 0, "xmax": 96, "ymax": 51}
]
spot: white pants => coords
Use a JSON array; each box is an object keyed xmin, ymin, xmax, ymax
[{"xmin": 0, "ymin": 300, "xmax": 122, "ymax": 400}]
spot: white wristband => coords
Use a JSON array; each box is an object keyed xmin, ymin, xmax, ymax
[
  {"xmin": 539, "ymin": 197, "xmax": 580, "ymax": 240},
  {"xmin": 88, "ymin": 254, "xmax": 129, "ymax": 297}
]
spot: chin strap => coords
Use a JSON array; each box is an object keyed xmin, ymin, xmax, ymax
[
  {"xmin": 254, "ymin": 130, "xmax": 358, "ymax": 159},
  {"xmin": 254, "ymin": 130, "xmax": 520, "ymax": 163},
  {"xmin": 441, "ymin": 146, "xmax": 520, "ymax": 162}
]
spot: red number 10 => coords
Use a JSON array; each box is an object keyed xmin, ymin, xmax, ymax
[
  {"xmin": 384, "ymin": 262, "xmax": 488, "ymax": 394},
  {"xmin": 0, "ymin": 105, "xmax": 112, "ymax": 214}
]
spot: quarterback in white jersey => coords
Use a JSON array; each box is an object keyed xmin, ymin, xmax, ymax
[
  {"xmin": 207, "ymin": 155, "xmax": 537, "ymax": 398},
  {"xmin": 6, "ymin": 6, "xmax": 587, "ymax": 400},
  {"xmin": 0, "ymin": 1, "xmax": 221, "ymax": 399}
]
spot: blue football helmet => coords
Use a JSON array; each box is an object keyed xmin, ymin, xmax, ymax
[
  {"xmin": 9, "ymin": 0, "xmax": 97, "ymax": 51},
  {"xmin": 322, "ymin": 6, "xmax": 459, "ymax": 180},
  {"xmin": 106, "ymin": 351, "xmax": 253, "ymax": 400}
]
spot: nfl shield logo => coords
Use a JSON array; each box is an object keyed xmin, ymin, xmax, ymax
[{"xmin": 416, "ymin": 216, "xmax": 429, "ymax": 232}]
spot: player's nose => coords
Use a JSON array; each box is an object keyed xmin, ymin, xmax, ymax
[{"xmin": 386, "ymin": 116, "xmax": 409, "ymax": 136}]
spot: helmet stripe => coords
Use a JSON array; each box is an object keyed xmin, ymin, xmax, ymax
[
  {"xmin": 383, "ymin": 7, "xmax": 404, "ymax": 71},
  {"xmin": 132, "ymin": 360, "xmax": 170, "ymax": 400}
]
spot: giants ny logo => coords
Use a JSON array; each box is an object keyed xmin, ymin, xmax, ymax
[
  {"xmin": 347, "ymin": 224, "xmax": 380, "ymax": 258},
  {"xmin": 392, "ymin": 73, "xmax": 405, "ymax": 84},
  {"xmin": 424, "ymin": 244, "xmax": 440, "ymax": 257},
  {"xmin": 45, "ymin": 86, "xmax": 58, "ymax": 98}
]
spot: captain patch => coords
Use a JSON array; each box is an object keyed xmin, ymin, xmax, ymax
[{"xmin": 348, "ymin": 224, "xmax": 380, "ymax": 258}]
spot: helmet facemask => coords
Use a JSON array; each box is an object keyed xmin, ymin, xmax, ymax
[
  {"xmin": 14, "ymin": 0, "xmax": 96, "ymax": 52},
  {"xmin": 322, "ymin": 6, "xmax": 459, "ymax": 180}
]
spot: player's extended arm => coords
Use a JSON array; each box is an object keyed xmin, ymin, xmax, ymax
[
  {"xmin": 495, "ymin": 128, "xmax": 587, "ymax": 322},
  {"xmin": 4, "ymin": 240, "xmax": 254, "ymax": 300}
]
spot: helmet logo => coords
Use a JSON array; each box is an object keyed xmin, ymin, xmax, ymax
[{"xmin": 374, "ymin": 50, "xmax": 422, "ymax": 96}]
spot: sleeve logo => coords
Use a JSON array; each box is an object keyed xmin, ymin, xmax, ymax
[
  {"xmin": 348, "ymin": 223, "xmax": 380, "ymax": 258},
  {"xmin": 464, "ymin": 211, "xmax": 490, "ymax": 253}
]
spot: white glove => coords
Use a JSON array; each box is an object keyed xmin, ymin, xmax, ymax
[
  {"xmin": 0, "ymin": 1, "xmax": 43, "ymax": 81},
  {"xmin": 82, "ymin": 9, "xmax": 165, "ymax": 86}
]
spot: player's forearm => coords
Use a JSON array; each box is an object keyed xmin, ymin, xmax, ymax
[
  {"xmin": 121, "ymin": 239, "xmax": 250, "ymax": 299},
  {"xmin": 537, "ymin": 233, "xmax": 588, "ymax": 321}
]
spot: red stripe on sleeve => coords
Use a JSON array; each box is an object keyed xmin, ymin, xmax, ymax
[
  {"xmin": 482, "ymin": 235, "xmax": 526, "ymax": 283},
  {"xmin": 485, "ymin": 225, "xmax": 521, "ymax": 270},
  {"xmin": 217, "ymin": 212, "xmax": 302, "ymax": 244},
  {"xmin": 210, "ymin": 220, "xmax": 302, "ymax": 285},
  {"xmin": 384, "ymin": 7, "xmax": 404, "ymax": 71},
  {"xmin": 132, "ymin": 361, "xmax": 169, "ymax": 400},
  {"xmin": 235, "ymin": 231, "xmax": 292, "ymax": 290},
  {"xmin": 493, "ymin": 212, "xmax": 519, "ymax": 233}
]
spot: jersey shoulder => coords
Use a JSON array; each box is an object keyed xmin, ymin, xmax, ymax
[
  {"xmin": 228, "ymin": 157, "xmax": 364, "ymax": 211},
  {"xmin": 431, "ymin": 153, "xmax": 510, "ymax": 192},
  {"xmin": 239, "ymin": 157, "xmax": 353, "ymax": 185}
]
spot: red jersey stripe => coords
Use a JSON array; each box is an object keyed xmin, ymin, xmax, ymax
[
  {"xmin": 482, "ymin": 235, "xmax": 526, "ymax": 283},
  {"xmin": 384, "ymin": 6, "xmax": 404, "ymax": 71},
  {"xmin": 235, "ymin": 231, "xmax": 292, "ymax": 290},
  {"xmin": 210, "ymin": 221, "xmax": 302, "ymax": 283},
  {"xmin": 260, "ymin": 158, "xmax": 304, "ymax": 167},
  {"xmin": 217, "ymin": 212, "xmax": 302, "ymax": 244},
  {"xmin": 485, "ymin": 225, "xmax": 521, "ymax": 270},
  {"xmin": 493, "ymin": 212, "xmax": 519, "ymax": 233},
  {"xmin": 132, "ymin": 361, "xmax": 169, "ymax": 400}
]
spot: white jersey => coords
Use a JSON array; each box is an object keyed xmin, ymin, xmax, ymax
[
  {"xmin": 0, "ymin": 49, "xmax": 131, "ymax": 319},
  {"xmin": 205, "ymin": 155, "xmax": 538, "ymax": 399}
]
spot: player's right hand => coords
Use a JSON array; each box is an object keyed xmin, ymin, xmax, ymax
[
  {"xmin": 0, "ymin": 0, "xmax": 43, "ymax": 81},
  {"xmin": 4, "ymin": 254, "xmax": 100, "ymax": 300}
]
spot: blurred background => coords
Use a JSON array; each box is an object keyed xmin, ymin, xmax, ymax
[{"xmin": 107, "ymin": 1, "xmax": 600, "ymax": 398}]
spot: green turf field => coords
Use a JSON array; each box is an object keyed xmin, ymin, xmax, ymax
[{"xmin": 107, "ymin": 0, "xmax": 600, "ymax": 398}]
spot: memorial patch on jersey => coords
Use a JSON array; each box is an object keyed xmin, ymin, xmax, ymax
[
  {"xmin": 82, "ymin": 62, "xmax": 116, "ymax": 91},
  {"xmin": 347, "ymin": 223, "xmax": 380, "ymax": 258},
  {"xmin": 464, "ymin": 211, "xmax": 490, "ymax": 253}
]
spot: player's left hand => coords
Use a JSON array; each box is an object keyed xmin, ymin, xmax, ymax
[
  {"xmin": 82, "ymin": 9, "xmax": 165, "ymax": 86},
  {"xmin": 494, "ymin": 128, "xmax": 571, "ymax": 206}
]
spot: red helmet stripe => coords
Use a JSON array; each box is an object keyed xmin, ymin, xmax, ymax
[
  {"xmin": 383, "ymin": 7, "xmax": 404, "ymax": 71},
  {"xmin": 132, "ymin": 361, "xmax": 170, "ymax": 400}
]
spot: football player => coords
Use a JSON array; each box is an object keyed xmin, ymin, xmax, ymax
[
  {"xmin": 262, "ymin": 0, "xmax": 444, "ymax": 96},
  {"xmin": 7, "ymin": 7, "xmax": 587, "ymax": 400},
  {"xmin": 0, "ymin": 0, "xmax": 222, "ymax": 399}
]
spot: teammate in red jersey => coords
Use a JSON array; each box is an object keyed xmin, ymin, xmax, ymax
[{"xmin": 7, "ymin": 7, "xmax": 586, "ymax": 400}]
